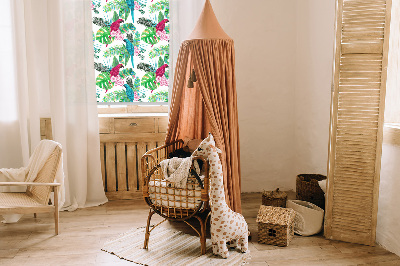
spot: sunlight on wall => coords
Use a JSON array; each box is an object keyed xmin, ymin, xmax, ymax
[{"xmin": 0, "ymin": 0, "xmax": 18, "ymax": 122}]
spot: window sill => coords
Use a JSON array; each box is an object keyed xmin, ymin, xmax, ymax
[
  {"xmin": 97, "ymin": 104, "xmax": 168, "ymax": 116},
  {"xmin": 98, "ymin": 113, "xmax": 167, "ymax": 118}
]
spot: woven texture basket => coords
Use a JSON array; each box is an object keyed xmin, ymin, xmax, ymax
[
  {"xmin": 296, "ymin": 174, "xmax": 326, "ymax": 209},
  {"xmin": 262, "ymin": 188, "xmax": 287, "ymax": 208},
  {"xmin": 256, "ymin": 205, "xmax": 296, "ymax": 247}
]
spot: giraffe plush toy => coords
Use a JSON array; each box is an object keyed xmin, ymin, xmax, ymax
[{"xmin": 192, "ymin": 133, "xmax": 248, "ymax": 258}]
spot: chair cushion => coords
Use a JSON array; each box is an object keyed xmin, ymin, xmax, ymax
[{"xmin": 0, "ymin": 192, "xmax": 42, "ymax": 207}]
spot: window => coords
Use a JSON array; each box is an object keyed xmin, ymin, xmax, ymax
[{"xmin": 92, "ymin": 0, "xmax": 169, "ymax": 103}]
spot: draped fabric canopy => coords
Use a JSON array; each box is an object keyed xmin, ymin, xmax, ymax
[{"xmin": 166, "ymin": 1, "xmax": 241, "ymax": 212}]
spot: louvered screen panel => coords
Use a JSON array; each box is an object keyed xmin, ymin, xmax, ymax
[{"xmin": 325, "ymin": 0, "xmax": 392, "ymax": 245}]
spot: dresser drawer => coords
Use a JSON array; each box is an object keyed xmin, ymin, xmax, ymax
[
  {"xmin": 114, "ymin": 118, "xmax": 155, "ymax": 133},
  {"xmin": 157, "ymin": 117, "xmax": 168, "ymax": 133},
  {"xmin": 99, "ymin": 117, "xmax": 114, "ymax": 134}
]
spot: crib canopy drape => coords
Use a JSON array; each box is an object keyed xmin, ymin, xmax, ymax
[{"xmin": 166, "ymin": 0, "xmax": 242, "ymax": 212}]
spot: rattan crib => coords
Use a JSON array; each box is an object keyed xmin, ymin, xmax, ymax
[{"xmin": 141, "ymin": 140, "xmax": 210, "ymax": 254}]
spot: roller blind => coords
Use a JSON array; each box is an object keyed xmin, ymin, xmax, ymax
[{"xmin": 325, "ymin": 0, "xmax": 392, "ymax": 245}]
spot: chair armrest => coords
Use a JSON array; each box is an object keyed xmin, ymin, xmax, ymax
[{"xmin": 0, "ymin": 182, "xmax": 61, "ymax": 187}]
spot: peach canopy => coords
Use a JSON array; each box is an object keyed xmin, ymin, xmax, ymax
[{"xmin": 165, "ymin": 0, "xmax": 242, "ymax": 212}]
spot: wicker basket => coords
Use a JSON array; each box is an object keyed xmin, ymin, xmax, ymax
[
  {"xmin": 262, "ymin": 188, "xmax": 287, "ymax": 208},
  {"xmin": 256, "ymin": 205, "xmax": 296, "ymax": 247},
  {"xmin": 296, "ymin": 174, "xmax": 326, "ymax": 209}
]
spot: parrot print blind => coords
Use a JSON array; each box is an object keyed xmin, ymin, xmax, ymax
[{"xmin": 92, "ymin": 0, "xmax": 169, "ymax": 103}]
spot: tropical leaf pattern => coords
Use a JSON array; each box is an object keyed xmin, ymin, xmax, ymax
[
  {"xmin": 92, "ymin": 0, "xmax": 169, "ymax": 103},
  {"xmin": 95, "ymin": 27, "xmax": 112, "ymax": 44},
  {"xmin": 148, "ymin": 91, "xmax": 168, "ymax": 102},
  {"xmin": 96, "ymin": 72, "xmax": 112, "ymax": 90},
  {"xmin": 149, "ymin": 0, "xmax": 169, "ymax": 14},
  {"xmin": 141, "ymin": 27, "xmax": 159, "ymax": 45},
  {"xmin": 141, "ymin": 72, "xmax": 156, "ymax": 90},
  {"xmin": 120, "ymin": 23, "xmax": 136, "ymax": 34},
  {"xmin": 119, "ymin": 68, "xmax": 135, "ymax": 79},
  {"xmin": 148, "ymin": 44, "xmax": 169, "ymax": 59}
]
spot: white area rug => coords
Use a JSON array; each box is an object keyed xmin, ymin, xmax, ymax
[{"xmin": 102, "ymin": 226, "xmax": 250, "ymax": 265}]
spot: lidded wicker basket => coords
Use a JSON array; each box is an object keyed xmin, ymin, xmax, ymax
[
  {"xmin": 296, "ymin": 174, "xmax": 326, "ymax": 210},
  {"xmin": 262, "ymin": 188, "xmax": 287, "ymax": 208},
  {"xmin": 256, "ymin": 205, "xmax": 296, "ymax": 247}
]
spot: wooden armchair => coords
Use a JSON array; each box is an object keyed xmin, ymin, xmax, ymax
[{"xmin": 0, "ymin": 145, "xmax": 62, "ymax": 234}]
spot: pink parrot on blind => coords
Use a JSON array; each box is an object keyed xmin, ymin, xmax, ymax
[
  {"xmin": 110, "ymin": 19, "xmax": 124, "ymax": 32},
  {"xmin": 110, "ymin": 64, "xmax": 124, "ymax": 77},
  {"xmin": 154, "ymin": 64, "xmax": 169, "ymax": 89},
  {"xmin": 107, "ymin": 64, "xmax": 125, "ymax": 92},
  {"xmin": 156, "ymin": 19, "xmax": 169, "ymax": 34},
  {"xmin": 155, "ymin": 64, "xmax": 168, "ymax": 79}
]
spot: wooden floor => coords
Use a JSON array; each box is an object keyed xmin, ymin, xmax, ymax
[{"xmin": 1, "ymin": 193, "xmax": 399, "ymax": 266}]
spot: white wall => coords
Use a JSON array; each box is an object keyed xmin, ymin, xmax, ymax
[
  {"xmin": 294, "ymin": 1, "xmax": 335, "ymax": 178},
  {"xmin": 212, "ymin": 0, "xmax": 297, "ymax": 191},
  {"xmin": 212, "ymin": 0, "xmax": 400, "ymax": 255},
  {"xmin": 377, "ymin": 142, "xmax": 400, "ymax": 256},
  {"xmin": 211, "ymin": 0, "xmax": 335, "ymax": 192},
  {"xmin": 376, "ymin": 2, "xmax": 400, "ymax": 256}
]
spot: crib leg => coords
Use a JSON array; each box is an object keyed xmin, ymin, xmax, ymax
[{"xmin": 144, "ymin": 209, "xmax": 155, "ymax": 249}]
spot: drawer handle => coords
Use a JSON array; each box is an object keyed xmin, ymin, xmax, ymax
[{"xmin": 129, "ymin": 123, "xmax": 138, "ymax": 127}]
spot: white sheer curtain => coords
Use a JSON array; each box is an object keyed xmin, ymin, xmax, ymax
[
  {"xmin": 0, "ymin": 0, "xmax": 24, "ymax": 169},
  {"xmin": 0, "ymin": 0, "xmax": 107, "ymax": 211},
  {"xmin": 169, "ymin": 0, "xmax": 204, "ymax": 99}
]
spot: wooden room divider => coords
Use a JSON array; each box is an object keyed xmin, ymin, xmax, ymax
[{"xmin": 325, "ymin": 0, "xmax": 392, "ymax": 245}]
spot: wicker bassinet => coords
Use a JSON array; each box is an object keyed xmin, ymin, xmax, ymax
[{"xmin": 141, "ymin": 140, "xmax": 210, "ymax": 254}]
